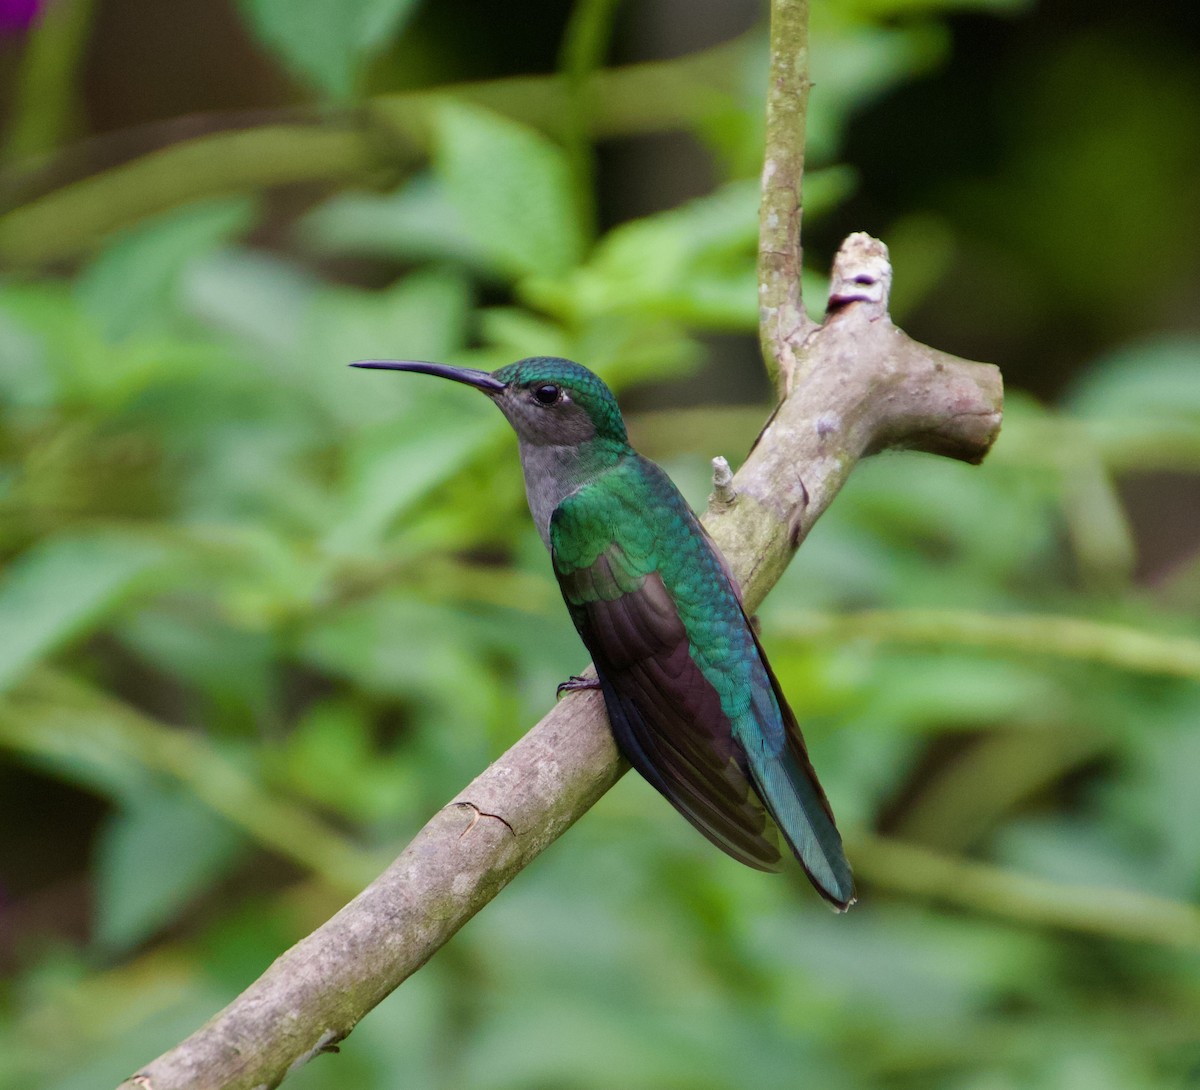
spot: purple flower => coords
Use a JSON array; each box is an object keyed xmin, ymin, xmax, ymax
[{"xmin": 0, "ymin": 0, "xmax": 43, "ymax": 36}]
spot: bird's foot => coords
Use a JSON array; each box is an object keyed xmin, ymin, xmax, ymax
[{"xmin": 556, "ymin": 674, "xmax": 601, "ymax": 699}]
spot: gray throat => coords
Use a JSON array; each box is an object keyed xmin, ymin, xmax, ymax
[{"xmin": 517, "ymin": 441, "xmax": 592, "ymax": 550}]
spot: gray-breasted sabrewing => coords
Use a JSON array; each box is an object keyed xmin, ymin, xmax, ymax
[{"xmin": 352, "ymin": 356, "xmax": 855, "ymax": 908}]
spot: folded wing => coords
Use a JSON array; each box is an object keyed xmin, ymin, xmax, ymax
[{"xmin": 556, "ymin": 544, "xmax": 782, "ymax": 871}]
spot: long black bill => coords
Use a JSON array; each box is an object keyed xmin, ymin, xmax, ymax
[{"xmin": 350, "ymin": 359, "xmax": 505, "ymax": 394}]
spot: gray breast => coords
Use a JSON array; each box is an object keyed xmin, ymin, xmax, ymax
[{"xmin": 517, "ymin": 441, "xmax": 586, "ymax": 549}]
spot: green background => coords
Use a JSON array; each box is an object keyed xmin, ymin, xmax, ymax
[{"xmin": 2, "ymin": 0, "xmax": 1200, "ymax": 1086}]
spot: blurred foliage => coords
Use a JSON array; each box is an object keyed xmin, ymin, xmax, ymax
[{"xmin": 1, "ymin": 0, "xmax": 1199, "ymax": 1088}]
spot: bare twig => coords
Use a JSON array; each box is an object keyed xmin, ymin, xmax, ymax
[
  {"xmin": 851, "ymin": 833, "xmax": 1200, "ymax": 950},
  {"xmin": 758, "ymin": 0, "xmax": 813, "ymax": 392},
  {"xmin": 709, "ymin": 456, "xmax": 737, "ymax": 510},
  {"xmin": 777, "ymin": 608, "xmax": 1200, "ymax": 681}
]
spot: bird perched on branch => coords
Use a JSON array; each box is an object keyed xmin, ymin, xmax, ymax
[{"xmin": 352, "ymin": 356, "xmax": 854, "ymax": 909}]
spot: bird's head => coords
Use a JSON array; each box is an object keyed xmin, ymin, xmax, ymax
[{"xmin": 350, "ymin": 356, "xmax": 628, "ymax": 450}]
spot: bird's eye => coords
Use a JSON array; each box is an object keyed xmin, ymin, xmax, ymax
[{"xmin": 532, "ymin": 383, "xmax": 561, "ymax": 406}]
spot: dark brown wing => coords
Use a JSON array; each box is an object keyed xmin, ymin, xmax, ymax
[{"xmin": 556, "ymin": 547, "xmax": 782, "ymax": 870}]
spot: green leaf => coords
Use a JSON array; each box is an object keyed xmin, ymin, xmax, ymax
[
  {"xmin": 0, "ymin": 535, "xmax": 166, "ymax": 694},
  {"xmin": 435, "ymin": 103, "xmax": 584, "ymax": 279},
  {"xmin": 300, "ymin": 596, "xmax": 506, "ymax": 791},
  {"xmin": 539, "ymin": 177, "xmax": 848, "ymax": 330},
  {"xmin": 183, "ymin": 247, "xmax": 321, "ymax": 357},
  {"xmin": 325, "ymin": 400, "xmax": 503, "ymax": 554},
  {"xmin": 1065, "ymin": 335, "xmax": 1200, "ymax": 421},
  {"xmin": 93, "ymin": 786, "xmax": 245, "ymax": 954},
  {"xmin": 302, "ymin": 267, "xmax": 474, "ymax": 430},
  {"xmin": 270, "ymin": 699, "xmax": 415, "ymax": 823},
  {"xmin": 806, "ymin": 23, "xmax": 949, "ymax": 163},
  {"xmin": 187, "ymin": 257, "xmax": 472, "ymax": 433},
  {"xmin": 479, "ymin": 307, "xmax": 572, "ymax": 361},
  {"xmin": 236, "ymin": 0, "xmax": 421, "ymax": 99},
  {"xmin": 996, "ymin": 818, "xmax": 1158, "ymax": 893},
  {"xmin": 75, "ymin": 198, "xmax": 257, "ymax": 342},
  {"xmin": 298, "ymin": 173, "xmax": 494, "ymax": 269},
  {"xmin": 116, "ymin": 609, "xmax": 276, "ymax": 727},
  {"xmin": 0, "ymin": 299, "xmax": 55, "ymax": 409}
]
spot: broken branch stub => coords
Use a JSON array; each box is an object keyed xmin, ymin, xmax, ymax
[{"xmin": 706, "ymin": 234, "xmax": 1001, "ymax": 611}]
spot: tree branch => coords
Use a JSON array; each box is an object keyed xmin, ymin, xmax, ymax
[
  {"xmin": 758, "ymin": 0, "xmax": 813, "ymax": 391},
  {"xmin": 850, "ymin": 833, "xmax": 1200, "ymax": 950},
  {"xmin": 119, "ymin": 8, "xmax": 1006, "ymax": 1089},
  {"xmin": 707, "ymin": 232, "xmax": 1001, "ymax": 608},
  {"xmin": 778, "ymin": 608, "xmax": 1200, "ymax": 681}
]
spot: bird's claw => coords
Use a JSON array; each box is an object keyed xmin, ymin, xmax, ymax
[{"xmin": 556, "ymin": 674, "xmax": 601, "ymax": 699}]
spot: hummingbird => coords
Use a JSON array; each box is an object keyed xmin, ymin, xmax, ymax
[{"xmin": 351, "ymin": 356, "xmax": 854, "ymax": 908}]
